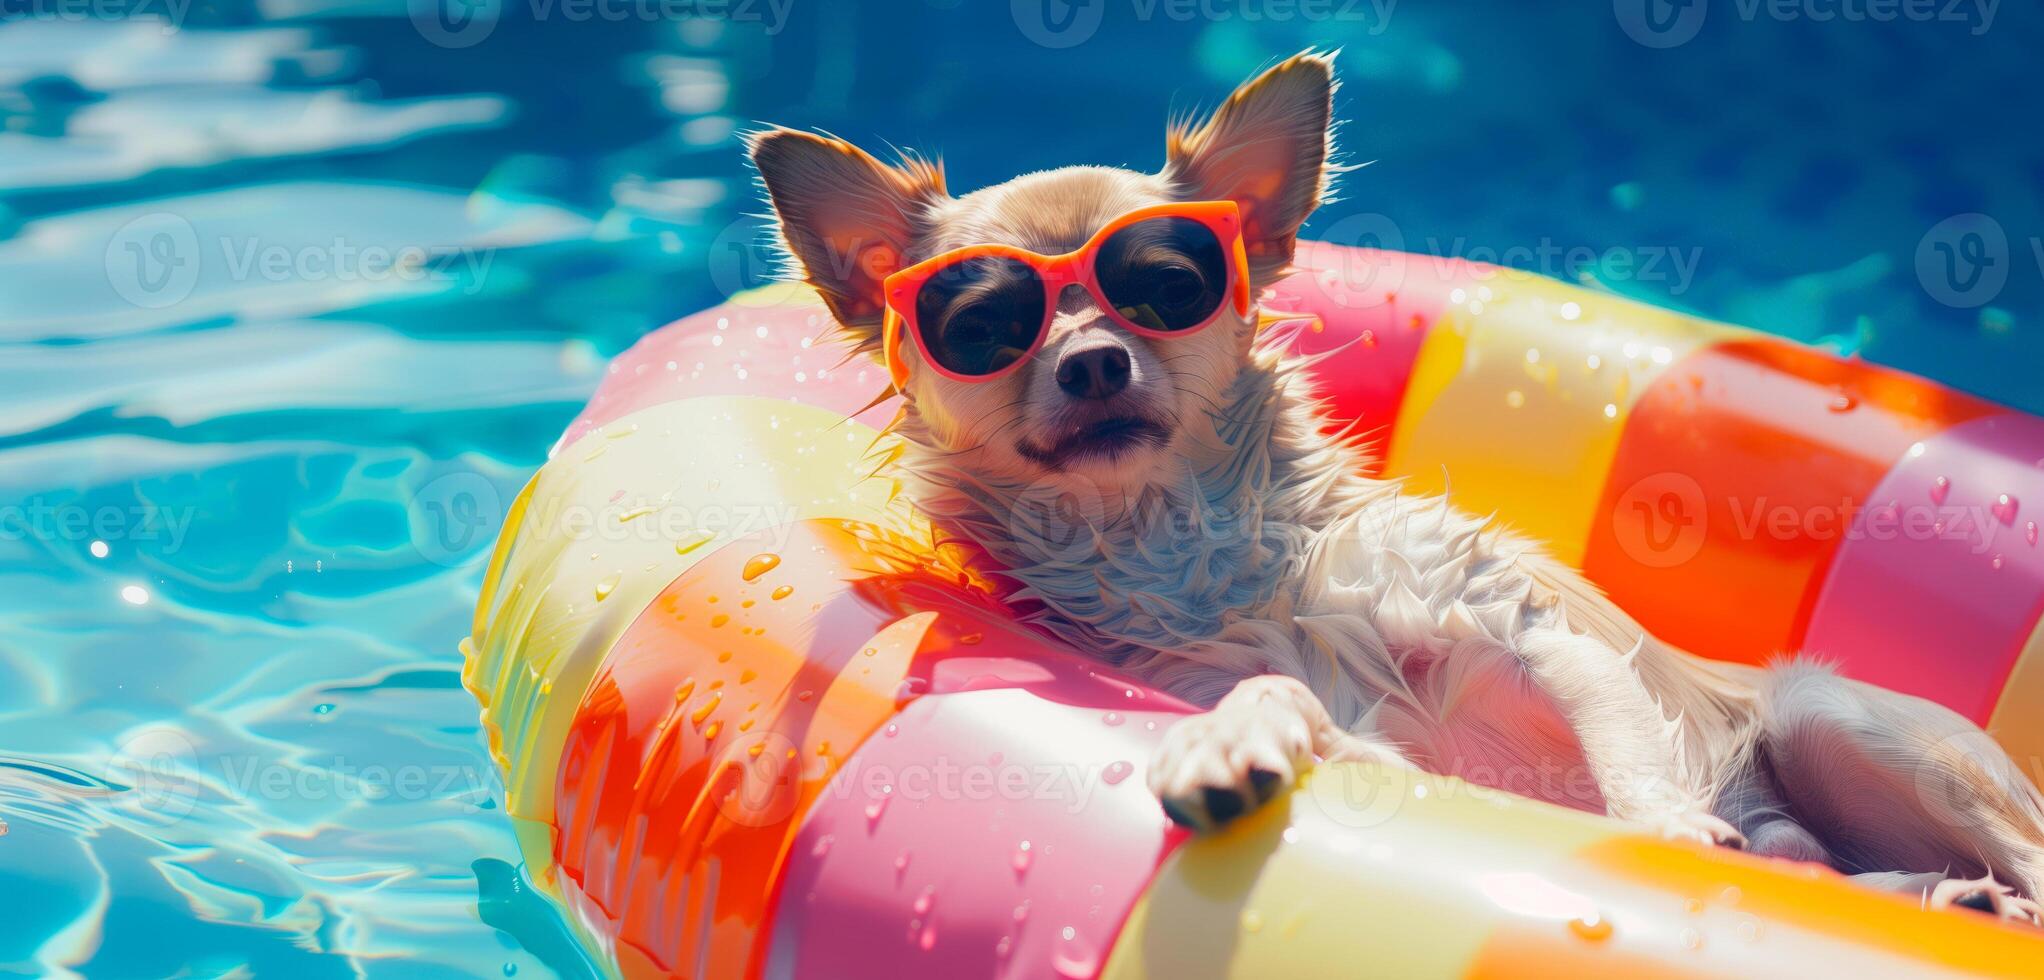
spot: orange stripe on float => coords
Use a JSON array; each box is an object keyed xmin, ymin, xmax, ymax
[
  {"xmin": 550, "ymin": 520, "xmax": 940, "ymax": 979},
  {"xmin": 1581, "ymin": 339, "xmax": 1997, "ymax": 666},
  {"xmin": 466, "ymin": 397, "xmax": 906, "ymax": 893}
]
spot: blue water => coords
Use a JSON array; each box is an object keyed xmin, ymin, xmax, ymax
[{"xmin": 1, "ymin": 2, "xmax": 2039, "ymax": 976}]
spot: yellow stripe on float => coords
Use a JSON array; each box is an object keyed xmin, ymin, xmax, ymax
[
  {"xmin": 1986, "ymin": 615, "xmax": 2044, "ymax": 788},
  {"xmin": 1383, "ymin": 273, "xmax": 1744, "ymax": 566},
  {"xmin": 1099, "ymin": 762, "xmax": 1619, "ymax": 979},
  {"xmin": 462, "ymin": 394, "xmax": 906, "ymax": 890}
]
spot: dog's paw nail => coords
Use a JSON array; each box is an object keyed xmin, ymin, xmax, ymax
[
  {"xmin": 1248, "ymin": 767, "xmax": 1283, "ymax": 803},
  {"xmin": 1160, "ymin": 795, "xmax": 1202, "ymax": 831},
  {"xmin": 1202, "ymin": 786, "xmax": 1246, "ymax": 825}
]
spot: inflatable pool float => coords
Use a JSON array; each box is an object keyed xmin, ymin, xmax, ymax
[{"xmin": 463, "ymin": 241, "xmax": 2044, "ymax": 978}]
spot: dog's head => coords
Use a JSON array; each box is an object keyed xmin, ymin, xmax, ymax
[{"xmin": 748, "ymin": 52, "xmax": 1335, "ymax": 499}]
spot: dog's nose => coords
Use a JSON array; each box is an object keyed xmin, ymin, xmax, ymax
[{"xmin": 1055, "ymin": 344, "xmax": 1132, "ymax": 400}]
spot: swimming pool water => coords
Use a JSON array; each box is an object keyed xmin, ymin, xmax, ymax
[{"xmin": 1, "ymin": 2, "xmax": 2039, "ymax": 976}]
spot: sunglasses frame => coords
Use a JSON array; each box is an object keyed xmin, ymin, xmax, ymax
[{"xmin": 880, "ymin": 200, "xmax": 1252, "ymax": 388}]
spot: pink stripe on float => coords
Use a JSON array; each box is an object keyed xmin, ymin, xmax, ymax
[
  {"xmin": 764, "ymin": 686, "xmax": 1188, "ymax": 980},
  {"xmin": 1266, "ymin": 242, "xmax": 1479, "ymax": 473},
  {"xmin": 1801, "ymin": 412, "xmax": 2044, "ymax": 722},
  {"xmin": 556, "ymin": 298, "xmax": 902, "ymax": 452}
]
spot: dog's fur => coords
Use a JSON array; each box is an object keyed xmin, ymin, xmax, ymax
[{"xmin": 748, "ymin": 51, "xmax": 2044, "ymax": 923}]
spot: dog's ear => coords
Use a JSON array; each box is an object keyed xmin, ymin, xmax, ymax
[
  {"xmin": 747, "ymin": 128, "xmax": 947, "ymax": 355},
  {"xmin": 1165, "ymin": 51, "xmax": 1335, "ymax": 286}
]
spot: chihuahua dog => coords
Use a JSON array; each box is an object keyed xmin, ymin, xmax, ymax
[{"xmin": 748, "ymin": 51, "xmax": 2044, "ymax": 923}]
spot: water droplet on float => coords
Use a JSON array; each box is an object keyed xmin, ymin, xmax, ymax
[
  {"xmin": 1992, "ymin": 554, "xmax": 2005, "ymax": 571},
  {"xmin": 1569, "ymin": 913, "xmax": 1613, "ymax": 942},
  {"xmin": 895, "ymin": 850, "xmax": 912, "ymax": 875},
  {"xmin": 1827, "ymin": 392, "xmax": 1857, "ymax": 412},
  {"xmin": 1680, "ymin": 927, "xmax": 1704, "ymax": 951},
  {"xmin": 595, "ymin": 574, "xmax": 619, "ymax": 602},
  {"xmin": 742, "ymin": 553, "xmax": 782, "ymax": 581},
  {"xmin": 1013, "ymin": 841, "xmax": 1033, "ymax": 876},
  {"xmin": 995, "ymin": 936, "xmax": 1012, "ymax": 959},
  {"xmin": 675, "ymin": 531, "xmax": 715, "ymax": 555},
  {"xmin": 865, "ymin": 797, "xmax": 888, "ymax": 827},
  {"xmin": 1102, "ymin": 712, "xmax": 1124, "ymax": 726},
  {"xmin": 1013, "ymin": 900, "xmax": 1032, "ymax": 923},
  {"xmin": 1241, "ymin": 910, "xmax": 1263, "ymax": 933},
  {"xmin": 2028, "ymin": 521, "xmax": 2039, "ymax": 546},
  {"xmin": 1991, "ymin": 493, "xmax": 2020, "ymax": 526},
  {"xmin": 959, "ymin": 632, "xmax": 983, "ymax": 645},
  {"xmin": 121, "ymin": 585, "xmax": 149, "ymax": 606},
  {"xmin": 1930, "ymin": 476, "xmax": 1951, "ymax": 505},
  {"xmin": 710, "ymin": 614, "xmax": 730, "ymax": 628},
  {"xmin": 918, "ymin": 922, "xmax": 937, "ymax": 952},
  {"xmin": 913, "ymin": 886, "xmax": 935, "ymax": 916},
  {"xmin": 691, "ymin": 692, "xmax": 721, "ymax": 726},
  {"xmin": 1102, "ymin": 761, "xmax": 1133, "ymax": 785},
  {"xmin": 673, "ymin": 679, "xmax": 695, "ymax": 702},
  {"xmin": 812, "ymin": 834, "xmax": 834, "ymax": 858},
  {"xmin": 884, "ymin": 723, "xmax": 899, "ymax": 738},
  {"xmin": 504, "ymin": 964, "xmax": 518, "ymax": 977},
  {"xmin": 313, "ymin": 703, "xmax": 334, "ymax": 715},
  {"xmin": 772, "ymin": 585, "xmax": 794, "ymax": 600}
]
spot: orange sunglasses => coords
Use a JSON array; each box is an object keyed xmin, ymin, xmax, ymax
[{"xmin": 881, "ymin": 200, "xmax": 1251, "ymax": 387}]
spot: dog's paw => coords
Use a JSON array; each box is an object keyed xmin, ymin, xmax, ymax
[
  {"xmin": 1146, "ymin": 692, "xmax": 1310, "ymax": 834},
  {"xmin": 1930, "ymin": 876, "xmax": 2043, "ymax": 928},
  {"xmin": 1645, "ymin": 809, "xmax": 1746, "ymax": 850}
]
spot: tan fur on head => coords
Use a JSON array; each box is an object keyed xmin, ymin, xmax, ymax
[{"xmin": 748, "ymin": 51, "xmax": 1339, "ymax": 501}]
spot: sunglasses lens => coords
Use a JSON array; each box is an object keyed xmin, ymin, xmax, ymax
[
  {"xmin": 914, "ymin": 256, "xmax": 1047, "ymax": 377},
  {"xmin": 1095, "ymin": 216, "xmax": 1230, "ymax": 332}
]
